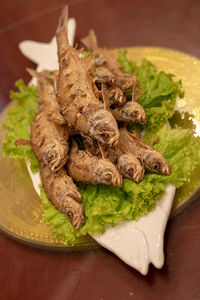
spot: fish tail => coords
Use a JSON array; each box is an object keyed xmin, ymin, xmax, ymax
[
  {"xmin": 81, "ymin": 29, "xmax": 98, "ymax": 51},
  {"xmin": 59, "ymin": 6, "xmax": 68, "ymax": 32},
  {"xmin": 56, "ymin": 5, "xmax": 69, "ymax": 44}
]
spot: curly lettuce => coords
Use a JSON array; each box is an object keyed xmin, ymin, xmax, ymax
[
  {"xmin": 118, "ymin": 49, "xmax": 184, "ymax": 131},
  {"xmin": 2, "ymin": 54, "xmax": 200, "ymax": 245},
  {"xmin": 2, "ymin": 80, "xmax": 39, "ymax": 172}
]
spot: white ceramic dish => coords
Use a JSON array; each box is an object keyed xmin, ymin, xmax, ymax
[{"xmin": 20, "ymin": 18, "xmax": 176, "ymax": 275}]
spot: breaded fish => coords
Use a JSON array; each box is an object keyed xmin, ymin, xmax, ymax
[
  {"xmin": 56, "ymin": 7, "xmax": 119, "ymax": 147},
  {"xmin": 100, "ymin": 84, "xmax": 146, "ymax": 125},
  {"xmin": 83, "ymin": 136, "xmax": 144, "ymax": 182},
  {"xmin": 110, "ymin": 101, "xmax": 147, "ymax": 125},
  {"xmin": 30, "ymin": 72, "xmax": 69, "ymax": 172},
  {"xmin": 118, "ymin": 127, "xmax": 171, "ymax": 175},
  {"xmin": 67, "ymin": 140, "xmax": 122, "ymax": 187},
  {"xmin": 28, "ymin": 69, "xmax": 65, "ymax": 125},
  {"xmin": 81, "ymin": 29, "xmax": 138, "ymax": 94},
  {"xmin": 90, "ymin": 68, "xmax": 126, "ymax": 107},
  {"xmin": 108, "ymin": 148, "xmax": 145, "ymax": 183},
  {"xmin": 40, "ymin": 163, "xmax": 84, "ymax": 229}
]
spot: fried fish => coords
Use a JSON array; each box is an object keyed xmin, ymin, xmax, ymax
[
  {"xmin": 118, "ymin": 127, "xmax": 171, "ymax": 175},
  {"xmin": 40, "ymin": 163, "xmax": 84, "ymax": 229},
  {"xmin": 30, "ymin": 72, "xmax": 69, "ymax": 172},
  {"xmin": 56, "ymin": 7, "xmax": 119, "ymax": 147},
  {"xmin": 81, "ymin": 29, "xmax": 138, "ymax": 95},
  {"xmin": 67, "ymin": 140, "xmax": 122, "ymax": 186},
  {"xmin": 108, "ymin": 148, "xmax": 145, "ymax": 182}
]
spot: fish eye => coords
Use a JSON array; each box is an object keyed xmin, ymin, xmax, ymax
[
  {"xmin": 100, "ymin": 133, "xmax": 108, "ymax": 139},
  {"xmin": 154, "ymin": 164, "xmax": 159, "ymax": 170},
  {"xmin": 67, "ymin": 211, "xmax": 73, "ymax": 219}
]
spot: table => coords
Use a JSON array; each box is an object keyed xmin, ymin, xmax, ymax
[{"xmin": 1, "ymin": 0, "xmax": 200, "ymax": 299}]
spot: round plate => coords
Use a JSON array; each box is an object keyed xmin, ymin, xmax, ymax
[{"xmin": 0, "ymin": 47, "xmax": 200, "ymax": 250}]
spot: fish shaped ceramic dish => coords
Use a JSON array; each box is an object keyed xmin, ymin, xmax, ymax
[
  {"xmin": 1, "ymin": 14, "xmax": 200, "ymax": 276},
  {"xmin": 20, "ymin": 19, "xmax": 175, "ymax": 275}
]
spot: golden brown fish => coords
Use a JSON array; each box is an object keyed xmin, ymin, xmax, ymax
[
  {"xmin": 40, "ymin": 163, "xmax": 84, "ymax": 229},
  {"xmin": 81, "ymin": 29, "xmax": 138, "ymax": 95},
  {"xmin": 83, "ymin": 136, "xmax": 144, "ymax": 182},
  {"xmin": 56, "ymin": 7, "xmax": 119, "ymax": 147},
  {"xmin": 108, "ymin": 148, "xmax": 145, "ymax": 183},
  {"xmin": 110, "ymin": 101, "xmax": 147, "ymax": 125},
  {"xmin": 118, "ymin": 127, "xmax": 171, "ymax": 175},
  {"xmin": 67, "ymin": 140, "xmax": 122, "ymax": 187},
  {"xmin": 100, "ymin": 84, "xmax": 146, "ymax": 125},
  {"xmin": 30, "ymin": 73, "xmax": 69, "ymax": 172},
  {"xmin": 28, "ymin": 69, "xmax": 65, "ymax": 125},
  {"xmin": 90, "ymin": 67, "xmax": 126, "ymax": 107},
  {"xmin": 105, "ymin": 86, "xmax": 126, "ymax": 106},
  {"xmin": 90, "ymin": 66, "xmax": 115, "ymax": 86}
]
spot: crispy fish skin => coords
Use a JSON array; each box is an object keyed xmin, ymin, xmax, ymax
[
  {"xmin": 28, "ymin": 69, "xmax": 65, "ymax": 125},
  {"xmin": 31, "ymin": 108, "xmax": 69, "ymax": 172},
  {"xmin": 111, "ymin": 101, "xmax": 147, "ymax": 125},
  {"xmin": 101, "ymin": 84, "xmax": 147, "ymax": 125},
  {"xmin": 56, "ymin": 7, "xmax": 119, "ymax": 147},
  {"xmin": 30, "ymin": 72, "xmax": 69, "ymax": 172},
  {"xmin": 118, "ymin": 127, "xmax": 171, "ymax": 175},
  {"xmin": 40, "ymin": 163, "xmax": 84, "ymax": 229},
  {"xmin": 83, "ymin": 136, "xmax": 144, "ymax": 182},
  {"xmin": 83, "ymin": 135, "xmax": 106, "ymax": 158},
  {"xmin": 105, "ymin": 86, "xmax": 126, "ymax": 106},
  {"xmin": 94, "ymin": 50, "xmax": 136, "ymax": 93},
  {"xmin": 90, "ymin": 68, "xmax": 126, "ymax": 107},
  {"xmin": 90, "ymin": 66, "xmax": 115, "ymax": 86},
  {"xmin": 81, "ymin": 30, "xmax": 138, "ymax": 94},
  {"xmin": 67, "ymin": 141, "xmax": 122, "ymax": 187},
  {"xmin": 108, "ymin": 148, "xmax": 144, "ymax": 183}
]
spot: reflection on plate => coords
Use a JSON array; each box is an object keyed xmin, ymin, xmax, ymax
[{"xmin": 0, "ymin": 47, "xmax": 200, "ymax": 251}]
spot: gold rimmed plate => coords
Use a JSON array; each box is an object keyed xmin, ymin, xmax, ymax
[{"xmin": 0, "ymin": 47, "xmax": 200, "ymax": 251}]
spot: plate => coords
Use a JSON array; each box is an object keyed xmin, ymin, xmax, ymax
[{"xmin": 0, "ymin": 47, "xmax": 200, "ymax": 251}]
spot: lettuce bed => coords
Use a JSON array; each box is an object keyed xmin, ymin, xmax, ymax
[{"xmin": 2, "ymin": 52, "xmax": 200, "ymax": 245}]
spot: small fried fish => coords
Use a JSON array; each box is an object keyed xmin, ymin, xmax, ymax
[
  {"xmin": 111, "ymin": 101, "xmax": 147, "ymax": 125},
  {"xmin": 40, "ymin": 163, "xmax": 84, "ymax": 229},
  {"xmin": 27, "ymin": 69, "xmax": 65, "ymax": 125},
  {"xmin": 83, "ymin": 136, "xmax": 144, "ymax": 182},
  {"xmin": 67, "ymin": 140, "xmax": 122, "ymax": 187},
  {"xmin": 30, "ymin": 72, "xmax": 69, "ymax": 172},
  {"xmin": 56, "ymin": 7, "xmax": 119, "ymax": 147},
  {"xmin": 81, "ymin": 30, "xmax": 138, "ymax": 94},
  {"xmin": 108, "ymin": 148, "xmax": 144, "ymax": 183},
  {"xmin": 118, "ymin": 127, "xmax": 171, "ymax": 175}
]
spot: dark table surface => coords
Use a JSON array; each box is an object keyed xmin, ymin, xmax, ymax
[{"xmin": 1, "ymin": 0, "xmax": 200, "ymax": 299}]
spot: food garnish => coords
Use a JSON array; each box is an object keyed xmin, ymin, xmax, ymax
[{"xmin": 2, "ymin": 6, "xmax": 200, "ymax": 245}]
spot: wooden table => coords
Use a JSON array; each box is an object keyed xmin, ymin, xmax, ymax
[{"xmin": 0, "ymin": 0, "xmax": 200, "ymax": 299}]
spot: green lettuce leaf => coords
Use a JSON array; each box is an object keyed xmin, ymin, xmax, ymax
[
  {"xmin": 2, "ymin": 56, "xmax": 200, "ymax": 245},
  {"xmin": 2, "ymin": 80, "xmax": 39, "ymax": 172},
  {"xmin": 143, "ymin": 125, "xmax": 200, "ymax": 188},
  {"xmin": 118, "ymin": 50, "xmax": 184, "ymax": 131},
  {"xmin": 40, "ymin": 125, "xmax": 200, "ymax": 245}
]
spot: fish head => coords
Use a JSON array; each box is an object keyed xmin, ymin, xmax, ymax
[
  {"xmin": 94, "ymin": 159, "xmax": 122, "ymax": 187},
  {"xmin": 93, "ymin": 66, "xmax": 115, "ymax": 85},
  {"xmin": 116, "ymin": 74, "xmax": 133, "ymax": 92},
  {"xmin": 44, "ymin": 140, "xmax": 68, "ymax": 172},
  {"xmin": 117, "ymin": 153, "xmax": 145, "ymax": 182},
  {"xmin": 121, "ymin": 102, "xmax": 147, "ymax": 125},
  {"xmin": 62, "ymin": 199, "xmax": 84, "ymax": 229},
  {"xmin": 89, "ymin": 109, "xmax": 119, "ymax": 147},
  {"xmin": 108, "ymin": 87, "xmax": 126, "ymax": 106},
  {"xmin": 144, "ymin": 152, "xmax": 171, "ymax": 175}
]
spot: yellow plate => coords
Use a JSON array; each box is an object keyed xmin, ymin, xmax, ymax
[{"xmin": 0, "ymin": 47, "xmax": 200, "ymax": 250}]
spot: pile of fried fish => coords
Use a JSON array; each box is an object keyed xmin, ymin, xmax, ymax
[{"xmin": 27, "ymin": 7, "xmax": 170, "ymax": 229}]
